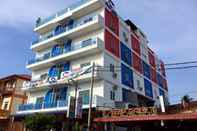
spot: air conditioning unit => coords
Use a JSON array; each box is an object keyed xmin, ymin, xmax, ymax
[
  {"xmin": 112, "ymin": 73, "xmax": 117, "ymax": 79},
  {"xmin": 112, "ymin": 85, "xmax": 118, "ymax": 91}
]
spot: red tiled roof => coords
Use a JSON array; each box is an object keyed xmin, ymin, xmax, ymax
[
  {"xmin": 94, "ymin": 113, "xmax": 197, "ymax": 123},
  {"xmin": 0, "ymin": 74, "xmax": 31, "ymax": 81}
]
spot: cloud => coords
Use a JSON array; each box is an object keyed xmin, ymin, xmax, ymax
[{"xmin": 0, "ymin": 0, "xmax": 75, "ymax": 28}]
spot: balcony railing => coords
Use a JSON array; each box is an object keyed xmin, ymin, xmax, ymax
[
  {"xmin": 35, "ymin": 0, "xmax": 91, "ymax": 28},
  {"xmin": 33, "ymin": 14, "xmax": 97, "ymax": 46},
  {"xmin": 17, "ymin": 96, "xmax": 108, "ymax": 113},
  {"xmin": 28, "ymin": 38, "xmax": 97, "ymax": 65},
  {"xmin": 18, "ymin": 100, "xmax": 68, "ymax": 112}
]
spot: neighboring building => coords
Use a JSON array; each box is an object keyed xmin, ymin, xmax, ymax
[
  {"xmin": 16, "ymin": 0, "xmax": 168, "ymax": 125},
  {"xmin": 0, "ymin": 74, "xmax": 30, "ymax": 131},
  {"xmin": 94, "ymin": 101, "xmax": 197, "ymax": 131}
]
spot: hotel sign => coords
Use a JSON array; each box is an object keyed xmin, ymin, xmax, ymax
[{"xmin": 103, "ymin": 107, "xmax": 157, "ymax": 117}]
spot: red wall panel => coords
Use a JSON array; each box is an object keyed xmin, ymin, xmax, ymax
[
  {"xmin": 105, "ymin": 30, "xmax": 120, "ymax": 58},
  {"xmin": 132, "ymin": 52, "xmax": 142, "ymax": 74},
  {"xmin": 105, "ymin": 8, "xmax": 119, "ymax": 36},
  {"xmin": 131, "ymin": 35, "xmax": 141, "ymax": 55},
  {"xmin": 150, "ymin": 68, "xmax": 157, "ymax": 84},
  {"xmin": 148, "ymin": 49, "xmax": 156, "ymax": 68}
]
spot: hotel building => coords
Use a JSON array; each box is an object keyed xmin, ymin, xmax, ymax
[{"xmin": 16, "ymin": 0, "xmax": 168, "ymax": 117}]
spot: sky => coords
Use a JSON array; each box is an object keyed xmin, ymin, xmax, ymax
[{"xmin": 0, "ymin": 0, "xmax": 197, "ymax": 104}]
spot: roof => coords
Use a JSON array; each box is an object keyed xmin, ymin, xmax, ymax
[
  {"xmin": 0, "ymin": 74, "xmax": 31, "ymax": 81},
  {"xmin": 94, "ymin": 113, "xmax": 197, "ymax": 123}
]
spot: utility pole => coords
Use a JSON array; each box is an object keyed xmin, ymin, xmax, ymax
[{"xmin": 87, "ymin": 62, "xmax": 95, "ymax": 131}]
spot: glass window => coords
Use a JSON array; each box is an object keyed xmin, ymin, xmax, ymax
[
  {"xmin": 122, "ymin": 88, "xmax": 130, "ymax": 102},
  {"xmin": 79, "ymin": 90, "xmax": 90, "ymax": 105},
  {"xmin": 110, "ymin": 91, "xmax": 115, "ymax": 100},
  {"xmin": 3, "ymin": 102, "xmax": 9, "ymax": 110}
]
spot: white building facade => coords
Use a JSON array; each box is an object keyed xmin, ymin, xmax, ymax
[{"xmin": 16, "ymin": 0, "xmax": 168, "ymax": 115}]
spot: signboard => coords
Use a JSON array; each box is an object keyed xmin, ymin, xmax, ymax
[
  {"xmin": 22, "ymin": 65, "xmax": 92, "ymax": 90},
  {"xmin": 103, "ymin": 107, "xmax": 157, "ymax": 117},
  {"xmin": 75, "ymin": 96, "xmax": 83, "ymax": 119},
  {"xmin": 61, "ymin": 65, "xmax": 92, "ymax": 80},
  {"xmin": 67, "ymin": 96, "xmax": 76, "ymax": 118}
]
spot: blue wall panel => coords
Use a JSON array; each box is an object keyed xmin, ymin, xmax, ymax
[
  {"xmin": 142, "ymin": 61, "xmax": 151, "ymax": 79},
  {"xmin": 121, "ymin": 42, "xmax": 132, "ymax": 66},
  {"xmin": 121, "ymin": 63, "xmax": 133, "ymax": 88},
  {"xmin": 144, "ymin": 78, "xmax": 153, "ymax": 98},
  {"xmin": 157, "ymin": 73, "xmax": 163, "ymax": 88},
  {"xmin": 159, "ymin": 88, "xmax": 165, "ymax": 97}
]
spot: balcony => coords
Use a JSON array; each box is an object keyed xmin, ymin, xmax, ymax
[
  {"xmin": 15, "ymin": 96, "xmax": 111, "ymax": 115},
  {"xmin": 31, "ymin": 15, "xmax": 104, "ymax": 51},
  {"xmin": 0, "ymin": 109, "xmax": 10, "ymax": 119},
  {"xmin": 27, "ymin": 38, "xmax": 104, "ymax": 70},
  {"xmin": 34, "ymin": 0, "xmax": 103, "ymax": 33}
]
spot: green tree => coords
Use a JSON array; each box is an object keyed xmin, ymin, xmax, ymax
[
  {"xmin": 23, "ymin": 113, "xmax": 57, "ymax": 131},
  {"xmin": 181, "ymin": 95, "xmax": 193, "ymax": 108},
  {"xmin": 181, "ymin": 95, "xmax": 193, "ymax": 103}
]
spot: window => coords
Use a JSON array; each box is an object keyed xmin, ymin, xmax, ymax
[
  {"xmin": 82, "ymin": 39, "xmax": 92, "ymax": 47},
  {"xmin": 137, "ymin": 80, "xmax": 140, "ymax": 88},
  {"xmin": 3, "ymin": 102, "xmax": 9, "ymax": 110},
  {"xmin": 122, "ymin": 88, "xmax": 130, "ymax": 102},
  {"xmin": 79, "ymin": 90, "xmax": 90, "ymax": 105},
  {"xmin": 110, "ymin": 64, "xmax": 115, "ymax": 72},
  {"xmin": 122, "ymin": 32, "xmax": 128, "ymax": 43},
  {"xmin": 110, "ymin": 91, "xmax": 115, "ymax": 100}
]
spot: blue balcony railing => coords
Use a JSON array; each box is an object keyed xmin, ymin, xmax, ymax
[
  {"xmin": 35, "ymin": 0, "xmax": 91, "ymax": 28},
  {"xmin": 32, "ymin": 15, "xmax": 97, "ymax": 46},
  {"xmin": 18, "ymin": 100, "xmax": 68, "ymax": 111},
  {"xmin": 28, "ymin": 38, "xmax": 97, "ymax": 65}
]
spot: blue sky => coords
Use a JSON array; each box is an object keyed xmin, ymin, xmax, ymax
[{"xmin": 0, "ymin": 0, "xmax": 196, "ymax": 104}]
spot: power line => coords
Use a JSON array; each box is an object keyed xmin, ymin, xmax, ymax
[
  {"xmin": 165, "ymin": 61, "xmax": 197, "ymax": 66},
  {"xmin": 166, "ymin": 65, "xmax": 197, "ymax": 70},
  {"xmin": 96, "ymin": 65, "xmax": 197, "ymax": 71}
]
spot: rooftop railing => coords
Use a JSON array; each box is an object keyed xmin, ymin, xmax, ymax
[{"xmin": 35, "ymin": 0, "xmax": 91, "ymax": 28}]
